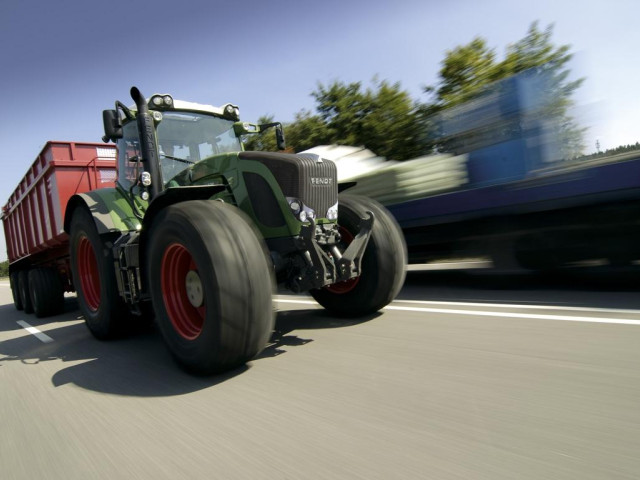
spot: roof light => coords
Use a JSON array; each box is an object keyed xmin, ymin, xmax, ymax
[
  {"xmin": 149, "ymin": 94, "xmax": 174, "ymax": 110},
  {"xmin": 223, "ymin": 104, "xmax": 240, "ymax": 120}
]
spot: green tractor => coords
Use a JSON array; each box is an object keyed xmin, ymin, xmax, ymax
[{"xmin": 65, "ymin": 87, "xmax": 406, "ymax": 374}]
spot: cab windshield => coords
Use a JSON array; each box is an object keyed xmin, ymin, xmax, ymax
[{"xmin": 156, "ymin": 111, "xmax": 241, "ymax": 183}]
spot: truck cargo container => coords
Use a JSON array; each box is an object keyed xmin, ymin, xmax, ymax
[
  {"xmin": 386, "ymin": 151, "xmax": 640, "ymax": 269},
  {"xmin": 3, "ymin": 141, "xmax": 116, "ymax": 316}
]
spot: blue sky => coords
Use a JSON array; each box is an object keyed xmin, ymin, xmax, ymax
[{"xmin": 1, "ymin": 0, "xmax": 639, "ymax": 261}]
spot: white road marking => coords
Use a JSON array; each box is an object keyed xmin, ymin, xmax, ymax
[
  {"xmin": 384, "ymin": 305, "xmax": 640, "ymax": 326},
  {"xmin": 274, "ymin": 297, "xmax": 640, "ymax": 326},
  {"xmin": 275, "ymin": 297, "xmax": 317, "ymax": 305},
  {"xmin": 16, "ymin": 320, "xmax": 54, "ymax": 343},
  {"xmin": 388, "ymin": 299, "xmax": 640, "ymax": 315}
]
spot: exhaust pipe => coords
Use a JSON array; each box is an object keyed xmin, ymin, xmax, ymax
[{"xmin": 131, "ymin": 87, "xmax": 163, "ymax": 200}]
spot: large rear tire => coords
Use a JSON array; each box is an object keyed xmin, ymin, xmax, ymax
[
  {"xmin": 69, "ymin": 207, "xmax": 128, "ymax": 339},
  {"xmin": 28, "ymin": 268, "xmax": 65, "ymax": 318},
  {"xmin": 148, "ymin": 200, "xmax": 275, "ymax": 375},
  {"xmin": 310, "ymin": 194, "xmax": 407, "ymax": 317}
]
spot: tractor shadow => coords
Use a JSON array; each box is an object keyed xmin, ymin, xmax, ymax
[
  {"xmin": 0, "ymin": 300, "xmax": 380, "ymax": 397},
  {"xmin": 1, "ymin": 317, "xmax": 250, "ymax": 397}
]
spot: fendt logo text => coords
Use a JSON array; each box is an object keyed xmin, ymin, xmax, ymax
[{"xmin": 311, "ymin": 177, "xmax": 332, "ymax": 185}]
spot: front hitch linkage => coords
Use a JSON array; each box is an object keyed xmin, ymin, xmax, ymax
[{"xmin": 293, "ymin": 211, "xmax": 375, "ymax": 291}]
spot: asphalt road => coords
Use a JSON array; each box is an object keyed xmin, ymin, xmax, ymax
[{"xmin": 2, "ymin": 267, "xmax": 640, "ymax": 480}]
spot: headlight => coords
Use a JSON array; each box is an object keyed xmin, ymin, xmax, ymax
[
  {"xmin": 287, "ymin": 197, "xmax": 301, "ymax": 215},
  {"xmin": 140, "ymin": 171, "xmax": 152, "ymax": 187},
  {"xmin": 286, "ymin": 197, "xmax": 315, "ymax": 222},
  {"xmin": 326, "ymin": 202, "xmax": 338, "ymax": 221}
]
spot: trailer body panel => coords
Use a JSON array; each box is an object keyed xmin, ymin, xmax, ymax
[{"xmin": 3, "ymin": 141, "xmax": 116, "ymax": 265}]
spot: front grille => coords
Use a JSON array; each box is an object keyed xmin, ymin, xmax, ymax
[{"xmin": 240, "ymin": 151, "xmax": 338, "ymax": 217}]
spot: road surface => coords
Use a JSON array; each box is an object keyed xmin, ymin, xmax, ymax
[{"xmin": 1, "ymin": 267, "xmax": 640, "ymax": 479}]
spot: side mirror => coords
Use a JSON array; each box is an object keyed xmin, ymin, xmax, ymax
[
  {"xmin": 256, "ymin": 122, "xmax": 286, "ymax": 151},
  {"xmin": 275, "ymin": 124, "xmax": 286, "ymax": 151},
  {"xmin": 102, "ymin": 109, "xmax": 122, "ymax": 142}
]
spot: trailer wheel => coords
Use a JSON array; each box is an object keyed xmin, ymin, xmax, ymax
[
  {"xmin": 18, "ymin": 270, "xmax": 34, "ymax": 314},
  {"xmin": 310, "ymin": 194, "xmax": 407, "ymax": 317},
  {"xmin": 28, "ymin": 268, "xmax": 65, "ymax": 318},
  {"xmin": 70, "ymin": 207, "xmax": 127, "ymax": 339},
  {"xmin": 10, "ymin": 272, "xmax": 23, "ymax": 311},
  {"xmin": 513, "ymin": 235, "xmax": 562, "ymax": 271},
  {"xmin": 148, "ymin": 200, "xmax": 274, "ymax": 375}
]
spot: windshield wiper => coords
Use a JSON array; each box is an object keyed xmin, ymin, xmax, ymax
[{"xmin": 162, "ymin": 154, "xmax": 195, "ymax": 165}]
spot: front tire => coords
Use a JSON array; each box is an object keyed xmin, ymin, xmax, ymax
[
  {"xmin": 148, "ymin": 200, "xmax": 275, "ymax": 375},
  {"xmin": 310, "ymin": 194, "xmax": 407, "ymax": 317},
  {"xmin": 69, "ymin": 207, "xmax": 128, "ymax": 339}
]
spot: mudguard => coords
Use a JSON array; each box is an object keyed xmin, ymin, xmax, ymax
[{"xmin": 65, "ymin": 188, "xmax": 141, "ymax": 235}]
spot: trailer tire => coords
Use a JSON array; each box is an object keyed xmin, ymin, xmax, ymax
[
  {"xmin": 10, "ymin": 272, "xmax": 24, "ymax": 311},
  {"xmin": 28, "ymin": 268, "xmax": 65, "ymax": 318},
  {"xmin": 18, "ymin": 270, "xmax": 34, "ymax": 314},
  {"xmin": 148, "ymin": 200, "xmax": 274, "ymax": 375},
  {"xmin": 310, "ymin": 194, "xmax": 407, "ymax": 317},
  {"xmin": 514, "ymin": 235, "xmax": 563, "ymax": 271},
  {"xmin": 70, "ymin": 207, "xmax": 128, "ymax": 339}
]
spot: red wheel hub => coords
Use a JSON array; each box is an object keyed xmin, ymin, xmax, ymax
[
  {"xmin": 161, "ymin": 243, "xmax": 205, "ymax": 340},
  {"xmin": 325, "ymin": 226, "xmax": 360, "ymax": 294},
  {"xmin": 77, "ymin": 236, "xmax": 101, "ymax": 311}
]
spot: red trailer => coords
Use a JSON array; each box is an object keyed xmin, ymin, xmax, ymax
[{"xmin": 2, "ymin": 141, "xmax": 116, "ymax": 316}]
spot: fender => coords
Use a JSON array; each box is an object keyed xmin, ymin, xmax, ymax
[{"xmin": 64, "ymin": 188, "xmax": 141, "ymax": 235}]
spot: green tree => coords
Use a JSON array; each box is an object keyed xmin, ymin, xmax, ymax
[
  {"xmin": 311, "ymin": 79, "xmax": 423, "ymax": 160},
  {"xmin": 244, "ymin": 79, "xmax": 424, "ymax": 161},
  {"xmin": 0, "ymin": 260, "xmax": 8, "ymax": 278},
  {"xmin": 284, "ymin": 110, "xmax": 331, "ymax": 153}
]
